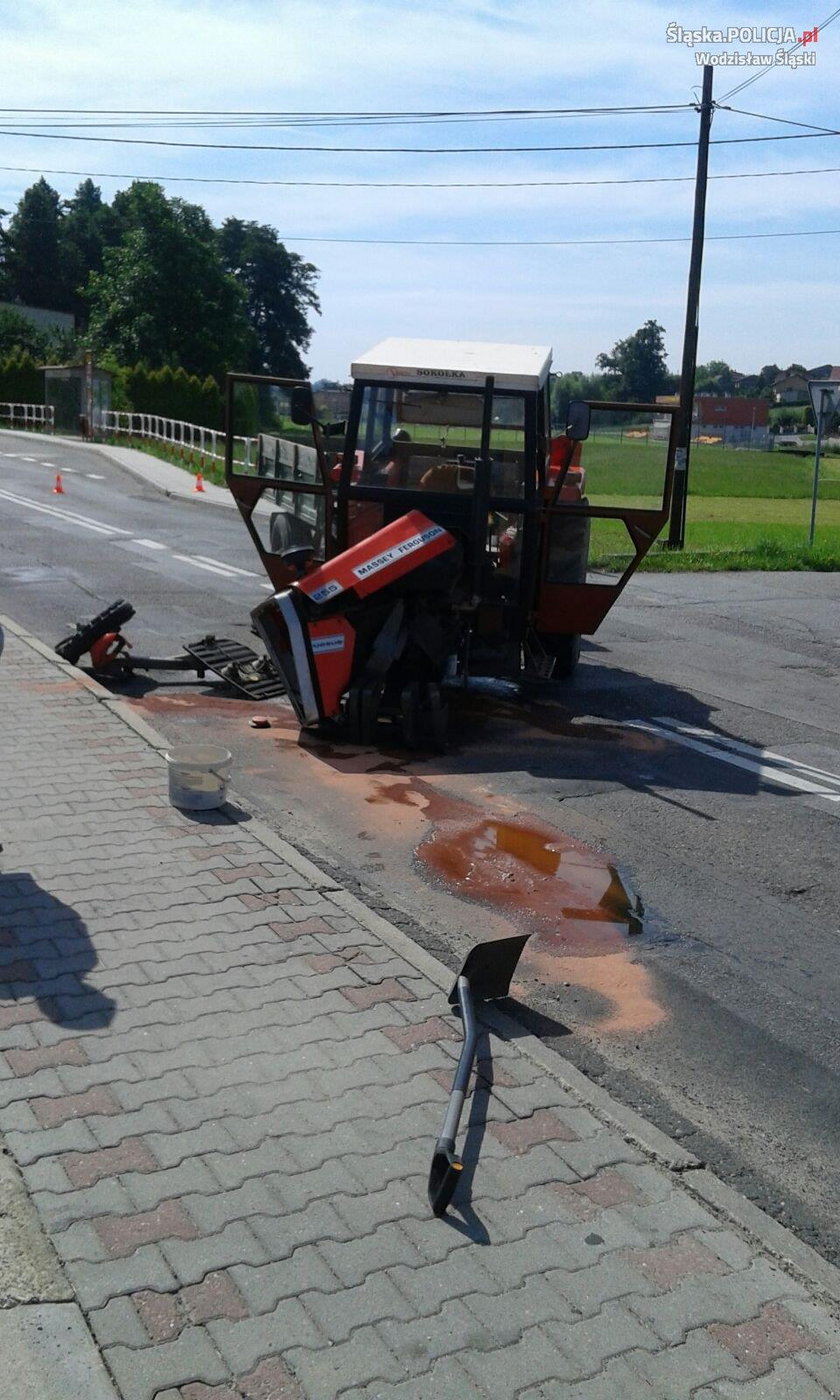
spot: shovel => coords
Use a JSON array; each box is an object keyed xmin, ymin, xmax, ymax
[{"xmin": 428, "ymin": 933, "xmax": 530, "ymax": 1216}]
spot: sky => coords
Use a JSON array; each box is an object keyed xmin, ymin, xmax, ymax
[{"xmin": 0, "ymin": 0, "xmax": 837, "ymax": 382}]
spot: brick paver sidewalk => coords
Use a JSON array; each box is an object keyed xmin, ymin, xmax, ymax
[{"xmin": 1, "ymin": 617, "xmax": 840, "ymax": 1400}]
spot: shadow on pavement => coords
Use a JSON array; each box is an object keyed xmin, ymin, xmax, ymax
[{"xmin": 0, "ymin": 871, "xmax": 116, "ymax": 1029}]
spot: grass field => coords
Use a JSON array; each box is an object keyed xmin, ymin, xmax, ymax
[{"xmin": 112, "ymin": 432, "xmax": 840, "ymax": 571}]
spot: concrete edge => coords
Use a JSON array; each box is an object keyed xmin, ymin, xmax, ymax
[
  {"xmin": 7, "ymin": 612, "xmax": 840, "ymax": 1308},
  {"xmin": 0, "ymin": 1149, "xmax": 72, "ymax": 1306},
  {"xmin": 684, "ymin": 1169, "xmax": 840, "ymax": 1307}
]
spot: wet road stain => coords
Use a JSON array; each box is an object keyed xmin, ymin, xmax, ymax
[
  {"xmin": 368, "ymin": 776, "xmax": 664, "ymax": 1034},
  {"xmin": 131, "ymin": 688, "xmax": 666, "ymax": 1033}
]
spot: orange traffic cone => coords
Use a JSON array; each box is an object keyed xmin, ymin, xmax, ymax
[
  {"xmin": 52, "ymin": 472, "xmax": 64, "ymax": 494},
  {"xmin": 193, "ymin": 471, "xmax": 205, "ymax": 494}
]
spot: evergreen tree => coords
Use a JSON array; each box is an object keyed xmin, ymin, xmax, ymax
[
  {"xmin": 218, "ymin": 218, "xmax": 319, "ymax": 377},
  {"xmin": 3, "ymin": 178, "xmax": 70, "ymax": 311}
]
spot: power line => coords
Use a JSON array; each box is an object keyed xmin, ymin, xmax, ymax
[
  {"xmin": 1, "ymin": 161, "xmax": 838, "ymax": 191},
  {"xmin": 717, "ymin": 4, "xmax": 840, "ymax": 102},
  {"xmin": 0, "ymin": 127, "xmax": 838, "ymax": 153},
  {"xmin": 0, "ymin": 104, "xmax": 693, "ymax": 125},
  {"xmin": 255, "ymin": 228, "xmax": 840, "ymax": 247},
  {"xmin": 719, "ymin": 105, "xmax": 840, "ymax": 135}
]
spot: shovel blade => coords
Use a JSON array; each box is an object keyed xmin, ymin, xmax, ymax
[
  {"xmin": 447, "ymin": 934, "xmax": 531, "ymax": 1007},
  {"xmin": 428, "ymin": 1146, "xmax": 463, "ymax": 1216}
]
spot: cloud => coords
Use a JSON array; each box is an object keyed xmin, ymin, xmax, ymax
[{"xmin": 0, "ymin": 0, "xmax": 836, "ymax": 376}]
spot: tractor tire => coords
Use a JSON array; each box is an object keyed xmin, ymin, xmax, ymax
[
  {"xmin": 55, "ymin": 599, "xmax": 135, "ymax": 666},
  {"xmin": 540, "ymin": 633, "xmax": 581, "ymax": 680}
]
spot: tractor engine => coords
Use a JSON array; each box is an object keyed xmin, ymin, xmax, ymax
[{"xmin": 252, "ymin": 510, "xmax": 464, "ymax": 745}]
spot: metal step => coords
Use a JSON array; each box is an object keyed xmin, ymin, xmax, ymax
[{"xmin": 182, "ymin": 636, "xmax": 286, "ymax": 700}]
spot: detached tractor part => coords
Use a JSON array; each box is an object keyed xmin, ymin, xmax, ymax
[
  {"xmin": 428, "ymin": 934, "xmax": 531, "ymax": 1217},
  {"xmin": 55, "ymin": 599, "xmax": 286, "ymax": 702}
]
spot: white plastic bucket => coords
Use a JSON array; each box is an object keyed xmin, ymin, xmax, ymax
[{"xmin": 165, "ymin": 744, "xmax": 232, "ymax": 810}]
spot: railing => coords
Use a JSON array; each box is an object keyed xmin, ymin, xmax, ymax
[
  {"xmin": 0, "ymin": 403, "xmax": 55, "ymax": 432},
  {"xmin": 100, "ymin": 410, "xmax": 253, "ymax": 467}
]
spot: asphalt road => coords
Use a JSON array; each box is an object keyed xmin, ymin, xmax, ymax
[{"xmin": 2, "ymin": 431, "xmax": 840, "ymax": 1264}]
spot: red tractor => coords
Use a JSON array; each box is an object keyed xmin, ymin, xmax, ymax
[{"xmin": 225, "ymin": 338, "xmax": 679, "ymax": 745}]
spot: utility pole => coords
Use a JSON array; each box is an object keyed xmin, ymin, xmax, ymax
[{"xmin": 668, "ymin": 64, "xmax": 714, "ymax": 549}]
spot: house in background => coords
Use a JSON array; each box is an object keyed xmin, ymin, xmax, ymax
[
  {"xmin": 655, "ymin": 393, "xmax": 770, "ymax": 447},
  {"xmin": 772, "ymin": 365, "xmax": 840, "ymax": 406}
]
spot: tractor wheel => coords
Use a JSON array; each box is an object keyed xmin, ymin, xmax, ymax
[
  {"xmin": 55, "ymin": 599, "xmax": 135, "ymax": 666},
  {"xmin": 345, "ymin": 683, "xmax": 382, "ymax": 744},
  {"xmin": 540, "ymin": 633, "xmax": 581, "ymax": 680},
  {"xmin": 401, "ymin": 680, "xmax": 448, "ymax": 751}
]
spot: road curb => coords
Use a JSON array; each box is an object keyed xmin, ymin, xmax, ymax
[{"xmin": 7, "ymin": 612, "xmax": 840, "ymax": 1311}]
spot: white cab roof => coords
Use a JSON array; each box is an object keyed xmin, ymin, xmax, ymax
[{"xmin": 351, "ymin": 338, "xmax": 552, "ymax": 391}]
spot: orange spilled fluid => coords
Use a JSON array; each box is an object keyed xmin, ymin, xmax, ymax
[{"xmin": 417, "ymin": 814, "xmax": 665, "ymax": 1034}]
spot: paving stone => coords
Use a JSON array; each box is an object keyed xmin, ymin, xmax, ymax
[
  {"xmin": 709, "ymin": 1357, "xmax": 835, "ymax": 1398},
  {"xmin": 160, "ymin": 1221, "xmax": 269, "ymax": 1286},
  {"xmin": 95, "ymin": 1199, "xmax": 199, "ymax": 1257},
  {"xmin": 544, "ymin": 1255, "xmax": 658, "ymax": 1320},
  {"xmin": 5, "ymin": 1116, "xmax": 100, "ymax": 1163},
  {"xmin": 123, "ymin": 1157, "xmax": 221, "ymax": 1211},
  {"xmin": 460, "ymin": 1322, "xmax": 574, "ymax": 1393},
  {"xmin": 304, "ymin": 1270, "xmax": 418, "ymax": 1344},
  {"xmin": 319, "ymin": 1222, "xmax": 427, "ymax": 1288},
  {"xmin": 628, "ymin": 1330, "xmax": 750, "ymax": 1396},
  {"xmin": 631, "ymin": 1261, "xmax": 807, "ymax": 1345},
  {"xmin": 61, "ymin": 1137, "xmax": 160, "ymax": 1187},
  {"xmin": 64, "ymin": 1243, "xmax": 179, "ymax": 1310},
  {"xmin": 708, "ymin": 1301, "xmax": 828, "ymax": 1376},
  {"xmin": 287, "ymin": 1325, "xmax": 407, "ymax": 1399},
  {"xmin": 229, "ymin": 1248, "xmax": 341, "ymax": 1313},
  {"xmin": 32, "ymin": 1176, "xmax": 135, "ymax": 1232},
  {"xmin": 536, "ymin": 1355, "xmax": 662, "ymax": 1399},
  {"xmin": 133, "ymin": 1287, "xmax": 184, "ymax": 1342},
  {"xmin": 207, "ymin": 1297, "xmax": 322, "ymax": 1371},
  {"xmin": 104, "ymin": 1326, "xmax": 230, "ymax": 1400},
  {"xmin": 237, "ymin": 1355, "xmax": 305, "ymax": 1399},
  {"xmin": 88, "ymin": 1293, "xmax": 150, "ymax": 1349}
]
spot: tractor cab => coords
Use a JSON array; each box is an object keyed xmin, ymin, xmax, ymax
[{"xmin": 224, "ymin": 339, "xmax": 679, "ymax": 745}]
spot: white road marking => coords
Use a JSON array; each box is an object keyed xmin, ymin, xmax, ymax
[
  {"xmin": 192, "ymin": 554, "xmax": 260, "ymax": 577},
  {"xmin": 0, "ymin": 487, "xmax": 129, "ymax": 537},
  {"xmin": 130, "ymin": 538, "xmax": 167, "ymax": 550},
  {"xmin": 172, "ymin": 553, "xmax": 242, "ymax": 578},
  {"xmin": 625, "ymin": 717, "xmax": 840, "ymax": 805},
  {"xmin": 86, "ymin": 473, "xmax": 106, "ymax": 480}
]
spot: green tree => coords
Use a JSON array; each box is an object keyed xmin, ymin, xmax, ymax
[
  {"xmin": 596, "ymin": 320, "xmax": 671, "ymax": 401},
  {"xmin": 61, "ymin": 179, "xmax": 113, "ymax": 323},
  {"xmin": 0, "ymin": 307, "xmax": 53, "ymax": 360},
  {"xmin": 85, "ymin": 183, "xmax": 248, "ymax": 379},
  {"xmin": 695, "ymin": 359, "xmax": 736, "ymax": 395},
  {"xmin": 3, "ymin": 178, "xmax": 71, "ymax": 311},
  {"xmin": 217, "ymin": 218, "xmax": 319, "ymax": 377},
  {"xmin": 0, "ymin": 349, "xmax": 42, "ymax": 403}
]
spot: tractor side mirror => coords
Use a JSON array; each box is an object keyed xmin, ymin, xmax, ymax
[
  {"xmin": 565, "ymin": 400, "xmax": 591, "ymax": 441},
  {"xmin": 289, "ymin": 384, "xmax": 315, "ymax": 426}
]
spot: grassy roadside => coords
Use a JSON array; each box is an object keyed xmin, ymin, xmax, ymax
[{"xmin": 108, "ymin": 434, "xmax": 840, "ymax": 572}]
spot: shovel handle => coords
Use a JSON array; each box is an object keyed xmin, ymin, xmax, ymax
[{"xmin": 428, "ymin": 975, "xmax": 477, "ymax": 1215}]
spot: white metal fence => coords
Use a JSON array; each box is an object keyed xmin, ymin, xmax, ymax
[
  {"xmin": 99, "ymin": 410, "xmax": 255, "ymax": 465},
  {"xmin": 0, "ymin": 402, "xmax": 55, "ymax": 431}
]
